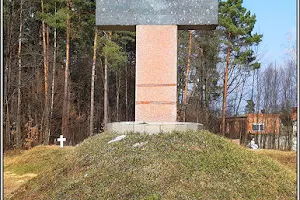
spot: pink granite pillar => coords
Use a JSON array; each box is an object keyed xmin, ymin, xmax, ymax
[{"xmin": 135, "ymin": 25, "xmax": 177, "ymax": 122}]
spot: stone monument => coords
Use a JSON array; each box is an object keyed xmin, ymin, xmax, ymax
[{"xmin": 96, "ymin": 0, "xmax": 218, "ymax": 133}]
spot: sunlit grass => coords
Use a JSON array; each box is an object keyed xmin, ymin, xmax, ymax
[
  {"xmin": 5, "ymin": 131, "xmax": 296, "ymax": 200},
  {"xmin": 254, "ymin": 149, "xmax": 296, "ymax": 172}
]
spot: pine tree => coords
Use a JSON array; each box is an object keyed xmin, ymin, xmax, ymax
[
  {"xmin": 100, "ymin": 32, "xmax": 127, "ymax": 130},
  {"xmin": 218, "ymin": 0, "xmax": 262, "ymax": 135},
  {"xmin": 62, "ymin": 0, "xmax": 72, "ymax": 142},
  {"xmin": 16, "ymin": 0, "xmax": 24, "ymax": 148},
  {"xmin": 245, "ymin": 99, "xmax": 255, "ymax": 114}
]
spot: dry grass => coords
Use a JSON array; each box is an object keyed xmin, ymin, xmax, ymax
[
  {"xmin": 254, "ymin": 149, "xmax": 297, "ymax": 172},
  {"xmin": 4, "ymin": 171, "xmax": 37, "ymax": 199},
  {"xmin": 4, "ymin": 145, "xmax": 73, "ymax": 199},
  {"xmin": 4, "ymin": 131, "xmax": 297, "ymax": 200}
]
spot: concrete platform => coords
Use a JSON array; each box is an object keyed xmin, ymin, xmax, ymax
[{"xmin": 107, "ymin": 121, "xmax": 203, "ymax": 134}]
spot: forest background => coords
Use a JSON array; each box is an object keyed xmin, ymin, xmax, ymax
[{"xmin": 2, "ymin": 0, "xmax": 297, "ymax": 150}]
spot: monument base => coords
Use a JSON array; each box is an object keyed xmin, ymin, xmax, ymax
[{"xmin": 107, "ymin": 121, "xmax": 203, "ymax": 134}]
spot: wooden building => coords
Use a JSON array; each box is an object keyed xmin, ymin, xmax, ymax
[
  {"xmin": 291, "ymin": 107, "xmax": 297, "ymax": 121},
  {"xmin": 291, "ymin": 107, "xmax": 297, "ymax": 136},
  {"xmin": 225, "ymin": 112, "xmax": 281, "ymax": 144}
]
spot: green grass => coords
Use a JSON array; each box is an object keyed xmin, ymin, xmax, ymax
[{"xmin": 8, "ymin": 131, "xmax": 296, "ymax": 199}]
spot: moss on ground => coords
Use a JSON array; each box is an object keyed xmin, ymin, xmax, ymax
[{"xmin": 6, "ymin": 131, "xmax": 296, "ymax": 200}]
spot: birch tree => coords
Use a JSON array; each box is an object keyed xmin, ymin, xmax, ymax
[{"xmin": 89, "ymin": 28, "xmax": 98, "ymax": 136}]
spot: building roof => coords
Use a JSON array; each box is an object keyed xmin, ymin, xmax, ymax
[
  {"xmin": 226, "ymin": 113, "xmax": 281, "ymax": 119},
  {"xmin": 226, "ymin": 115, "xmax": 247, "ymax": 119}
]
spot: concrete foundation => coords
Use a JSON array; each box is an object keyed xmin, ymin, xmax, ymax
[{"xmin": 107, "ymin": 122, "xmax": 203, "ymax": 134}]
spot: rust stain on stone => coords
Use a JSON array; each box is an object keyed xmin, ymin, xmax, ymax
[
  {"xmin": 137, "ymin": 83, "xmax": 176, "ymax": 87},
  {"xmin": 136, "ymin": 101, "xmax": 176, "ymax": 105}
]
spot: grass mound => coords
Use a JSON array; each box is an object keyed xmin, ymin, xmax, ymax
[
  {"xmin": 5, "ymin": 146, "xmax": 73, "ymax": 175},
  {"xmin": 9, "ymin": 131, "xmax": 296, "ymax": 199},
  {"xmin": 4, "ymin": 146, "xmax": 73, "ymax": 199},
  {"xmin": 254, "ymin": 149, "xmax": 297, "ymax": 172}
]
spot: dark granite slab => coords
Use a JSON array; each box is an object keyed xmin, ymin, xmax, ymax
[{"xmin": 96, "ymin": 0, "xmax": 218, "ymax": 30}]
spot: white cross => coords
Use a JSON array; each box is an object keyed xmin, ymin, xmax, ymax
[{"xmin": 57, "ymin": 135, "xmax": 66, "ymax": 148}]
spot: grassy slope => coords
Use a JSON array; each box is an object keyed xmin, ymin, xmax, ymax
[
  {"xmin": 4, "ymin": 146, "xmax": 73, "ymax": 175},
  {"xmin": 254, "ymin": 149, "xmax": 297, "ymax": 172},
  {"xmin": 8, "ymin": 131, "xmax": 296, "ymax": 200},
  {"xmin": 4, "ymin": 146, "xmax": 74, "ymax": 199}
]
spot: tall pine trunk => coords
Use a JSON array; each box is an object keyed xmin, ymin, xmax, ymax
[
  {"xmin": 116, "ymin": 71, "xmax": 120, "ymax": 121},
  {"xmin": 89, "ymin": 28, "xmax": 98, "ymax": 137},
  {"xmin": 42, "ymin": 0, "xmax": 50, "ymax": 144},
  {"xmin": 50, "ymin": 3, "xmax": 57, "ymax": 138},
  {"xmin": 183, "ymin": 30, "xmax": 193, "ymax": 121},
  {"xmin": 62, "ymin": 0, "xmax": 71, "ymax": 141},
  {"xmin": 4, "ymin": 0, "xmax": 15, "ymax": 150},
  {"xmin": 221, "ymin": 32, "xmax": 231, "ymax": 136},
  {"xmin": 44, "ymin": 26, "xmax": 50, "ymax": 145},
  {"xmin": 41, "ymin": 0, "xmax": 46, "ymax": 138},
  {"xmin": 16, "ymin": 0, "xmax": 24, "ymax": 148},
  {"xmin": 103, "ymin": 50, "xmax": 108, "ymax": 130},
  {"xmin": 125, "ymin": 60, "xmax": 128, "ymax": 121},
  {"xmin": 103, "ymin": 32, "xmax": 111, "ymax": 130}
]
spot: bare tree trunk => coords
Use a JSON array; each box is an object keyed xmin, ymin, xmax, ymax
[
  {"xmin": 68, "ymin": 81, "xmax": 72, "ymax": 143},
  {"xmin": 235, "ymin": 75, "xmax": 247, "ymax": 115},
  {"xmin": 41, "ymin": 0, "xmax": 50, "ymax": 144},
  {"xmin": 103, "ymin": 49, "xmax": 108, "ymax": 130},
  {"xmin": 4, "ymin": 56, "xmax": 9, "ymax": 149},
  {"xmin": 89, "ymin": 28, "xmax": 98, "ymax": 137},
  {"xmin": 4, "ymin": 79, "xmax": 11, "ymax": 149},
  {"xmin": 44, "ymin": 26, "xmax": 51, "ymax": 144},
  {"xmin": 46, "ymin": 25, "xmax": 51, "ymax": 137},
  {"xmin": 196, "ymin": 99, "xmax": 199, "ymax": 123},
  {"xmin": 41, "ymin": 0, "xmax": 47, "ymax": 138},
  {"xmin": 103, "ymin": 31, "xmax": 112, "ymax": 130},
  {"xmin": 4, "ymin": 0, "xmax": 15, "ymax": 150},
  {"xmin": 5, "ymin": 100, "xmax": 11, "ymax": 148},
  {"xmin": 183, "ymin": 30, "xmax": 193, "ymax": 121},
  {"xmin": 125, "ymin": 61, "xmax": 128, "ymax": 121},
  {"xmin": 205, "ymin": 76, "xmax": 210, "ymax": 108},
  {"xmin": 62, "ymin": 0, "xmax": 71, "ymax": 140},
  {"xmin": 251, "ymin": 69, "xmax": 255, "ymax": 100},
  {"xmin": 221, "ymin": 32, "xmax": 231, "ymax": 136},
  {"xmin": 4, "ymin": 59, "xmax": 11, "ymax": 148},
  {"xmin": 50, "ymin": 3, "xmax": 57, "ymax": 137},
  {"xmin": 256, "ymin": 69, "xmax": 261, "ymax": 113},
  {"xmin": 116, "ymin": 71, "xmax": 120, "ymax": 121},
  {"xmin": 16, "ymin": 0, "xmax": 24, "ymax": 148}
]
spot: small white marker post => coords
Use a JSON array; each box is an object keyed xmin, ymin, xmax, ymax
[{"xmin": 57, "ymin": 135, "xmax": 66, "ymax": 148}]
